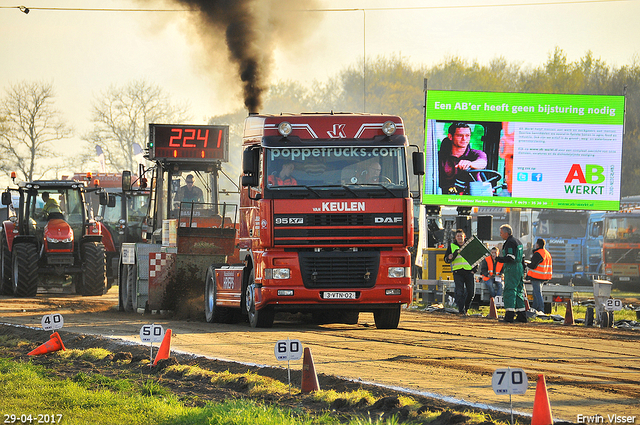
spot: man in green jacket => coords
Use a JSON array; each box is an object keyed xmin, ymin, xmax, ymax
[{"xmin": 496, "ymin": 224, "xmax": 527, "ymax": 323}]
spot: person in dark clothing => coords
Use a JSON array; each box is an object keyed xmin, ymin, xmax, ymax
[
  {"xmin": 438, "ymin": 122, "xmax": 487, "ymax": 194},
  {"xmin": 175, "ymin": 174, "xmax": 204, "ymax": 203},
  {"xmin": 444, "ymin": 229, "xmax": 475, "ymax": 315},
  {"xmin": 526, "ymin": 238, "xmax": 553, "ymax": 313},
  {"xmin": 495, "ymin": 224, "xmax": 527, "ymax": 323}
]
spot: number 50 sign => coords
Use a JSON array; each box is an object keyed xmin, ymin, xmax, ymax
[{"xmin": 492, "ymin": 368, "xmax": 528, "ymax": 395}]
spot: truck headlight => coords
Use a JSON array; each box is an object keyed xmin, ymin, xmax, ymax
[
  {"xmin": 265, "ymin": 268, "xmax": 290, "ymax": 279},
  {"xmin": 388, "ymin": 267, "xmax": 410, "ymax": 278}
]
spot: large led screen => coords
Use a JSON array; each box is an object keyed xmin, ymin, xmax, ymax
[{"xmin": 423, "ymin": 90, "xmax": 625, "ymax": 211}]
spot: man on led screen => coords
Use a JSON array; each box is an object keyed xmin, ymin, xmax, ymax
[{"xmin": 438, "ymin": 122, "xmax": 487, "ymax": 195}]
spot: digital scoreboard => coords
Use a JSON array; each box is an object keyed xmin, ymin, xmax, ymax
[{"xmin": 148, "ymin": 124, "xmax": 229, "ymax": 162}]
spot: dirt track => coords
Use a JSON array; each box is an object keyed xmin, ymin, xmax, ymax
[{"xmin": 1, "ymin": 287, "xmax": 639, "ymax": 423}]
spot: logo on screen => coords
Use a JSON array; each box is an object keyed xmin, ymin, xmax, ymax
[
  {"xmin": 517, "ymin": 172, "xmax": 528, "ymax": 182},
  {"xmin": 564, "ymin": 164, "xmax": 605, "ymax": 195},
  {"xmin": 532, "ymin": 173, "xmax": 543, "ymax": 182}
]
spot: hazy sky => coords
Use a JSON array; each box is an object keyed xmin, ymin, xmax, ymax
[{"xmin": 1, "ymin": 0, "xmax": 639, "ymax": 170}]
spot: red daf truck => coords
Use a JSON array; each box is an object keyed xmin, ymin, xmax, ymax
[{"xmin": 204, "ymin": 113, "xmax": 424, "ymax": 329}]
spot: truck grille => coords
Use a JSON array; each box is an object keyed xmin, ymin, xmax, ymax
[
  {"xmin": 298, "ymin": 250, "xmax": 379, "ymax": 289},
  {"xmin": 546, "ymin": 244, "xmax": 580, "ymax": 272},
  {"xmin": 604, "ymin": 248, "xmax": 640, "ymax": 263},
  {"xmin": 274, "ymin": 213, "xmax": 403, "ymax": 246}
]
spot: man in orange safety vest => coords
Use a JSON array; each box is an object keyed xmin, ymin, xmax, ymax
[
  {"xmin": 479, "ymin": 246, "xmax": 503, "ymax": 298},
  {"xmin": 526, "ymin": 238, "xmax": 553, "ymax": 313}
]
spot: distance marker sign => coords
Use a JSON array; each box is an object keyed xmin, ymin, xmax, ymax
[
  {"xmin": 140, "ymin": 324, "xmax": 165, "ymax": 343},
  {"xmin": 492, "ymin": 368, "xmax": 528, "ymax": 395},
  {"xmin": 274, "ymin": 339, "xmax": 303, "ymax": 361},
  {"xmin": 41, "ymin": 314, "xmax": 64, "ymax": 331}
]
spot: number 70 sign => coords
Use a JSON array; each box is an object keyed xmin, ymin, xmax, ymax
[{"xmin": 492, "ymin": 368, "xmax": 528, "ymax": 395}]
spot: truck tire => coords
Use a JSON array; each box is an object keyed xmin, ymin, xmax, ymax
[
  {"xmin": 205, "ymin": 267, "xmax": 235, "ymax": 323},
  {"xmin": 12, "ymin": 243, "xmax": 39, "ymax": 297},
  {"xmin": 79, "ymin": 242, "xmax": 107, "ymax": 296},
  {"xmin": 245, "ymin": 270, "xmax": 274, "ymax": 328},
  {"xmin": 125, "ymin": 264, "xmax": 137, "ymax": 312},
  {"xmin": 1, "ymin": 234, "xmax": 12, "ymax": 295},
  {"xmin": 373, "ymin": 305, "xmax": 401, "ymax": 329}
]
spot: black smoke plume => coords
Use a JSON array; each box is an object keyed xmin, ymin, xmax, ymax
[{"xmin": 168, "ymin": 0, "xmax": 320, "ymax": 114}]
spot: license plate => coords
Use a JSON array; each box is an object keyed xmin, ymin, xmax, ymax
[
  {"xmin": 552, "ymin": 273, "xmax": 563, "ymax": 279},
  {"xmin": 619, "ymin": 277, "xmax": 631, "ymax": 281},
  {"xmin": 322, "ymin": 291, "xmax": 356, "ymax": 300}
]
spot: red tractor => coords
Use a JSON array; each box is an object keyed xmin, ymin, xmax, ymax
[{"xmin": 0, "ymin": 179, "xmax": 107, "ymax": 297}]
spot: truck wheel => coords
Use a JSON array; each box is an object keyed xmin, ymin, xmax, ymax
[
  {"xmin": 125, "ymin": 264, "xmax": 137, "ymax": 312},
  {"xmin": 373, "ymin": 306, "xmax": 401, "ymax": 329},
  {"xmin": 79, "ymin": 242, "xmax": 106, "ymax": 296},
  {"xmin": 245, "ymin": 270, "xmax": 274, "ymax": 328},
  {"xmin": 12, "ymin": 243, "xmax": 39, "ymax": 297},
  {"xmin": 118, "ymin": 263, "xmax": 128, "ymax": 311},
  {"xmin": 204, "ymin": 267, "xmax": 236, "ymax": 323},
  {"xmin": 1, "ymin": 234, "xmax": 12, "ymax": 295}
]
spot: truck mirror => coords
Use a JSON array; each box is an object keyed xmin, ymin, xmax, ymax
[
  {"xmin": 107, "ymin": 194, "xmax": 116, "ymax": 208},
  {"xmin": 99, "ymin": 192, "xmax": 108, "ymax": 206},
  {"xmin": 122, "ymin": 170, "xmax": 132, "ymax": 191},
  {"xmin": 1, "ymin": 191, "xmax": 11, "ymax": 206},
  {"xmin": 412, "ymin": 151, "xmax": 425, "ymax": 175},
  {"xmin": 242, "ymin": 147, "xmax": 259, "ymax": 175},
  {"xmin": 242, "ymin": 174, "xmax": 258, "ymax": 187}
]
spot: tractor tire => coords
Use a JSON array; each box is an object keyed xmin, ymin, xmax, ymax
[
  {"xmin": 12, "ymin": 243, "xmax": 39, "ymax": 297},
  {"xmin": 78, "ymin": 242, "xmax": 107, "ymax": 296},
  {"xmin": 1, "ymin": 234, "xmax": 12, "ymax": 295},
  {"xmin": 373, "ymin": 305, "xmax": 401, "ymax": 329},
  {"xmin": 245, "ymin": 270, "xmax": 274, "ymax": 328},
  {"xmin": 125, "ymin": 264, "xmax": 137, "ymax": 312},
  {"xmin": 204, "ymin": 266, "xmax": 235, "ymax": 323}
]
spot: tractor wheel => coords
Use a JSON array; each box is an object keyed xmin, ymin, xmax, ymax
[
  {"xmin": 373, "ymin": 305, "xmax": 401, "ymax": 329},
  {"xmin": 1, "ymin": 234, "xmax": 12, "ymax": 295},
  {"xmin": 245, "ymin": 270, "xmax": 274, "ymax": 328},
  {"xmin": 12, "ymin": 243, "xmax": 39, "ymax": 297},
  {"xmin": 79, "ymin": 242, "xmax": 107, "ymax": 296},
  {"xmin": 125, "ymin": 264, "xmax": 137, "ymax": 312}
]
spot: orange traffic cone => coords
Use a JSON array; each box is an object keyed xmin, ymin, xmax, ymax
[
  {"xmin": 488, "ymin": 297, "xmax": 498, "ymax": 319},
  {"xmin": 300, "ymin": 347, "xmax": 320, "ymax": 393},
  {"xmin": 532, "ymin": 374, "xmax": 553, "ymax": 425},
  {"xmin": 563, "ymin": 301, "xmax": 575, "ymax": 325},
  {"xmin": 153, "ymin": 329, "xmax": 172, "ymax": 366},
  {"xmin": 28, "ymin": 332, "xmax": 66, "ymax": 355}
]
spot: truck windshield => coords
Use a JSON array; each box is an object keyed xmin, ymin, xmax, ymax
[
  {"xmin": 537, "ymin": 216, "xmax": 587, "ymax": 238},
  {"xmin": 265, "ymin": 146, "xmax": 407, "ymax": 188},
  {"xmin": 604, "ymin": 216, "xmax": 640, "ymax": 242}
]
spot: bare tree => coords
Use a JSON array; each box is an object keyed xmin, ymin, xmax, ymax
[
  {"xmin": 84, "ymin": 80, "xmax": 191, "ymax": 172},
  {"xmin": 0, "ymin": 81, "xmax": 72, "ymax": 181}
]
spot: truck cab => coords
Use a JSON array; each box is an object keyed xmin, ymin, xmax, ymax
[
  {"xmin": 226, "ymin": 113, "xmax": 424, "ymax": 329},
  {"xmin": 534, "ymin": 210, "xmax": 604, "ymax": 283}
]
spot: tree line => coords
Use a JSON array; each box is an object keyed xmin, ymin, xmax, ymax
[{"xmin": 2, "ymin": 48, "xmax": 640, "ymax": 196}]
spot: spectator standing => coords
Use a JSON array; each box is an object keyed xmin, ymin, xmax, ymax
[
  {"xmin": 526, "ymin": 238, "xmax": 553, "ymax": 313},
  {"xmin": 479, "ymin": 246, "xmax": 504, "ymax": 298},
  {"xmin": 444, "ymin": 229, "xmax": 475, "ymax": 315},
  {"xmin": 495, "ymin": 224, "xmax": 527, "ymax": 323}
]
